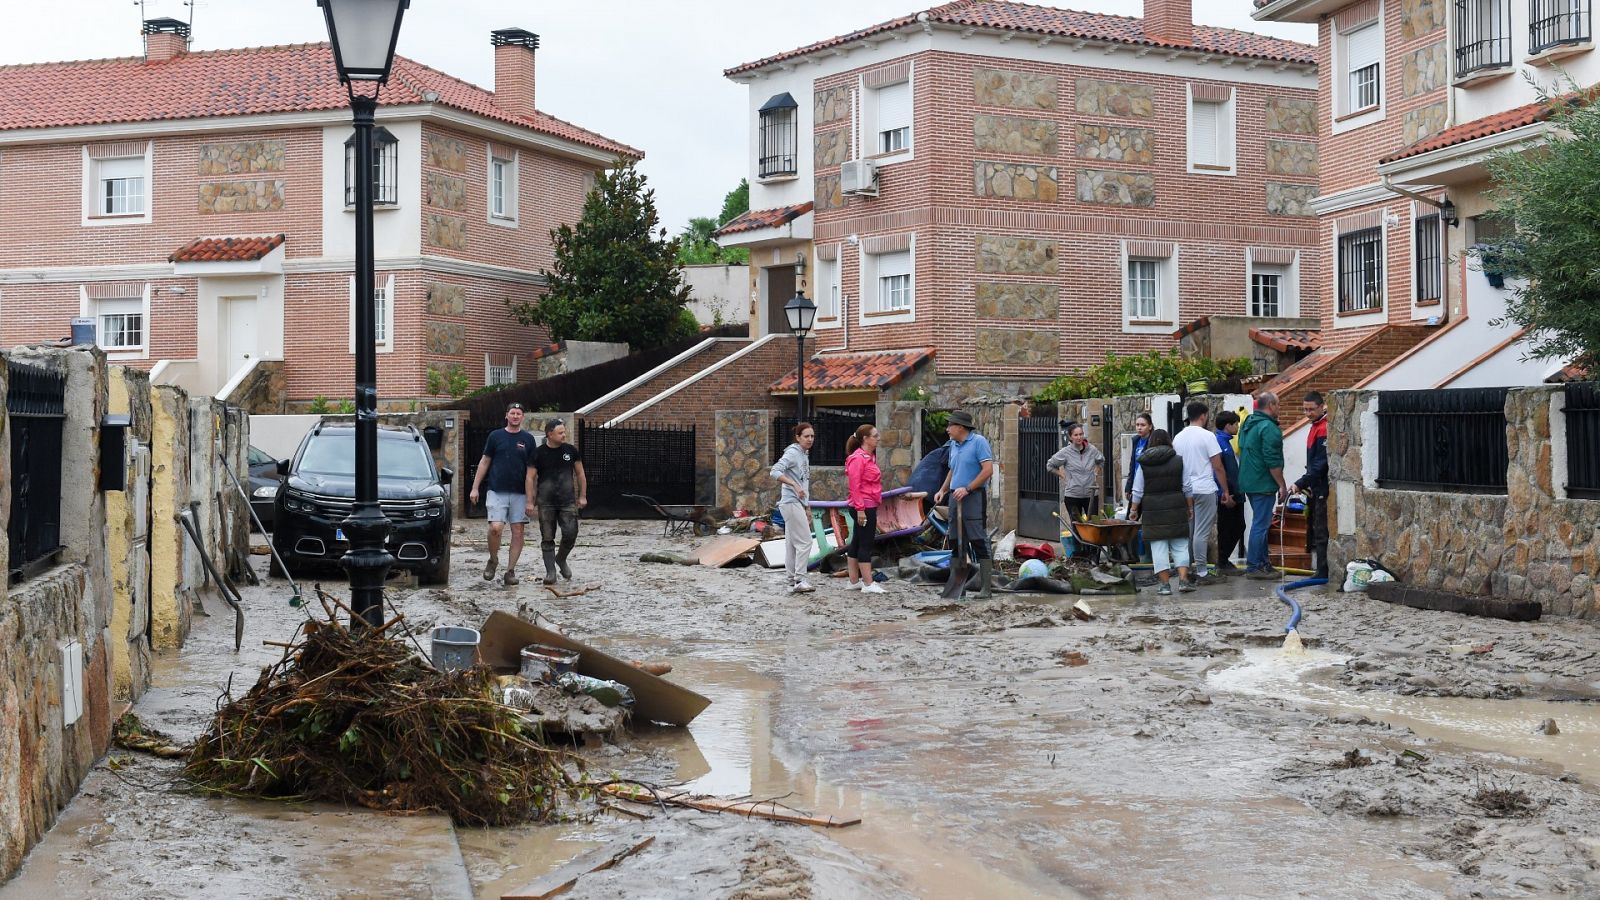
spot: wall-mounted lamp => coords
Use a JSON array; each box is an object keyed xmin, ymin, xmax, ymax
[
  {"xmin": 1439, "ymin": 197, "xmax": 1459, "ymax": 228},
  {"xmin": 794, "ymin": 250, "xmax": 807, "ymax": 290}
]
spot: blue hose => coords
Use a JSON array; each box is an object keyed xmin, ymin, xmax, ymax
[{"xmin": 1275, "ymin": 577, "xmax": 1327, "ymax": 632}]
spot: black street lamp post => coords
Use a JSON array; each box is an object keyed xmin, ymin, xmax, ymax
[
  {"xmin": 319, "ymin": 0, "xmax": 409, "ymax": 628},
  {"xmin": 782, "ymin": 254, "xmax": 816, "ymax": 421}
]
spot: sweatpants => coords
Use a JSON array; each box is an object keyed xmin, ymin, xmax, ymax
[
  {"xmin": 1216, "ymin": 495, "xmax": 1246, "ymax": 565},
  {"xmin": 1188, "ymin": 492, "xmax": 1218, "ymax": 577},
  {"xmin": 779, "ymin": 499, "xmax": 814, "ymax": 583}
]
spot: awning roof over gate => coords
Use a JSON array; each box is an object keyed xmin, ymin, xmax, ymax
[{"xmin": 770, "ymin": 348, "xmax": 934, "ymax": 397}]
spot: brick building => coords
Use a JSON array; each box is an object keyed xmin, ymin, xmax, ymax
[
  {"xmin": 717, "ymin": 0, "xmax": 1322, "ymax": 405},
  {"xmin": 0, "ymin": 19, "xmax": 636, "ymax": 409}
]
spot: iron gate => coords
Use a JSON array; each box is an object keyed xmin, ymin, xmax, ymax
[
  {"xmin": 7, "ymin": 361, "xmax": 66, "ymax": 584},
  {"xmin": 580, "ymin": 419, "xmax": 697, "ymax": 518},
  {"xmin": 1017, "ymin": 414, "xmax": 1061, "ymax": 540},
  {"xmin": 1375, "ymin": 387, "xmax": 1509, "ymax": 493},
  {"xmin": 462, "ymin": 421, "xmax": 493, "ymax": 518},
  {"xmin": 1564, "ymin": 381, "xmax": 1600, "ymax": 499}
]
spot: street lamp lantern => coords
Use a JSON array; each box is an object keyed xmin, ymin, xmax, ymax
[
  {"xmin": 320, "ymin": 0, "xmax": 409, "ymax": 628},
  {"xmin": 318, "ymin": 0, "xmax": 409, "ymax": 84},
  {"xmin": 783, "ymin": 281, "xmax": 816, "ymax": 420}
]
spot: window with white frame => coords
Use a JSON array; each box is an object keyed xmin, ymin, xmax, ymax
[
  {"xmin": 815, "ymin": 254, "xmax": 839, "ymax": 321},
  {"xmin": 349, "ymin": 274, "xmax": 396, "ymax": 351},
  {"xmin": 486, "ymin": 353, "xmax": 517, "ymax": 386},
  {"xmin": 1250, "ymin": 267, "xmax": 1287, "ymax": 317},
  {"xmin": 1122, "ymin": 247, "xmax": 1179, "ymax": 328},
  {"xmin": 1188, "ymin": 94, "xmax": 1235, "ymax": 173},
  {"xmin": 489, "ymin": 150, "xmax": 518, "ymax": 221},
  {"xmin": 1455, "ymin": 0, "xmax": 1511, "ymax": 76},
  {"xmin": 1127, "ymin": 259, "xmax": 1160, "ymax": 319},
  {"xmin": 1530, "ymin": 0, "xmax": 1591, "ymax": 55},
  {"xmin": 873, "ymin": 81, "xmax": 912, "ymax": 155},
  {"xmin": 1339, "ymin": 22, "xmax": 1383, "ymax": 115},
  {"xmin": 96, "ymin": 298, "xmax": 145, "ymax": 351},
  {"xmin": 1414, "ymin": 212, "xmax": 1443, "ymax": 303},
  {"xmin": 93, "ymin": 155, "xmax": 147, "ymax": 217},
  {"xmin": 876, "ymin": 250, "xmax": 912, "ymax": 311}
]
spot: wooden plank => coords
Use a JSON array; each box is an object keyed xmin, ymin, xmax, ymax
[
  {"xmin": 478, "ymin": 611, "xmax": 712, "ymax": 726},
  {"xmin": 501, "ymin": 836, "xmax": 655, "ymax": 900},
  {"xmin": 600, "ymin": 785, "xmax": 861, "ymax": 828},
  {"xmin": 1367, "ymin": 581, "xmax": 1541, "ymax": 622},
  {"xmin": 692, "ymin": 535, "xmax": 761, "ymax": 567}
]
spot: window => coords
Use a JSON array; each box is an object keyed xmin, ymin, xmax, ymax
[
  {"xmin": 815, "ymin": 254, "xmax": 839, "ymax": 321},
  {"xmin": 344, "ymin": 126, "xmax": 399, "ymax": 206},
  {"xmin": 489, "ymin": 148, "xmax": 517, "ymax": 222},
  {"xmin": 486, "ymin": 353, "xmax": 517, "ymax": 386},
  {"xmin": 869, "ymin": 249, "xmax": 913, "ymax": 314},
  {"xmin": 1455, "ymin": 0, "xmax": 1511, "ymax": 75},
  {"xmin": 1251, "ymin": 270, "xmax": 1284, "ymax": 317},
  {"xmin": 1530, "ymin": 0, "xmax": 1591, "ymax": 54},
  {"xmin": 1188, "ymin": 94, "xmax": 1235, "ymax": 173},
  {"xmin": 1338, "ymin": 227, "xmax": 1384, "ymax": 313},
  {"xmin": 374, "ymin": 278, "xmax": 389, "ymax": 345},
  {"xmin": 758, "ymin": 92, "xmax": 798, "ymax": 178},
  {"xmin": 96, "ymin": 157, "xmax": 146, "ymax": 216},
  {"xmin": 96, "ymin": 298, "xmax": 144, "ymax": 351},
  {"xmin": 874, "ymin": 81, "xmax": 912, "ymax": 155},
  {"xmin": 348, "ymin": 274, "xmax": 396, "ymax": 352},
  {"xmin": 1127, "ymin": 260, "xmax": 1160, "ymax": 319},
  {"xmin": 1342, "ymin": 22, "xmax": 1383, "ymax": 114},
  {"xmin": 1415, "ymin": 213, "xmax": 1443, "ymax": 303},
  {"xmin": 1472, "ymin": 214, "xmax": 1514, "ymax": 245}
]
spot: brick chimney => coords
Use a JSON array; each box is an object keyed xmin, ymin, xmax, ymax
[
  {"xmin": 491, "ymin": 28, "xmax": 539, "ymax": 117},
  {"xmin": 143, "ymin": 17, "xmax": 190, "ymax": 63},
  {"xmin": 1144, "ymin": 0, "xmax": 1194, "ymax": 46}
]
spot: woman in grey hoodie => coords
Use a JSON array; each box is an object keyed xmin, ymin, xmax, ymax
[{"xmin": 770, "ymin": 422, "xmax": 816, "ymax": 593}]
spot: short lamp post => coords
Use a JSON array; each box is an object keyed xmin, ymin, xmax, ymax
[
  {"xmin": 783, "ymin": 256, "xmax": 817, "ymax": 421},
  {"xmin": 319, "ymin": 0, "xmax": 409, "ymax": 628}
]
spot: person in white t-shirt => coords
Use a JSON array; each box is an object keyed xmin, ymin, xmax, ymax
[{"xmin": 1170, "ymin": 401, "xmax": 1235, "ymax": 587}]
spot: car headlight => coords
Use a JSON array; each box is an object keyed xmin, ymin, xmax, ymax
[{"xmin": 253, "ymin": 485, "xmax": 279, "ymax": 499}]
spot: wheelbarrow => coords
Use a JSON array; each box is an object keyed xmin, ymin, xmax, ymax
[
  {"xmin": 1065, "ymin": 517, "xmax": 1141, "ymax": 567},
  {"xmin": 624, "ymin": 493, "xmax": 717, "ymax": 537}
]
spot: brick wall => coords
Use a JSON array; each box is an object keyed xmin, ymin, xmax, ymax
[{"xmin": 584, "ymin": 339, "xmax": 749, "ymax": 422}]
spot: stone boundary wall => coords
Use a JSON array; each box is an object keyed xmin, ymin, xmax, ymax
[{"xmin": 1329, "ymin": 387, "xmax": 1600, "ymax": 618}]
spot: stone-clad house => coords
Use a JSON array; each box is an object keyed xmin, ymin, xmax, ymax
[
  {"xmin": 0, "ymin": 19, "xmax": 637, "ymax": 409},
  {"xmin": 717, "ymin": 0, "xmax": 1322, "ymax": 405}
]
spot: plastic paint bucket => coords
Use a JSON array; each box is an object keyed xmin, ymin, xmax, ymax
[{"xmin": 430, "ymin": 626, "xmax": 480, "ymax": 672}]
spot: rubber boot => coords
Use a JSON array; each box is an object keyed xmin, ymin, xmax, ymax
[
  {"xmin": 556, "ymin": 541, "xmax": 575, "ymax": 581},
  {"xmin": 542, "ymin": 550, "xmax": 558, "ymax": 585},
  {"xmin": 976, "ymin": 560, "xmax": 993, "ymax": 599}
]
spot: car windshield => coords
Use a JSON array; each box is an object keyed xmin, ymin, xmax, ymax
[
  {"xmin": 296, "ymin": 434, "xmax": 434, "ymax": 480},
  {"xmin": 248, "ymin": 446, "xmax": 274, "ymax": 467}
]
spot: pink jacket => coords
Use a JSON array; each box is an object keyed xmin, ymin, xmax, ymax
[{"xmin": 845, "ymin": 448, "xmax": 882, "ymax": 510}]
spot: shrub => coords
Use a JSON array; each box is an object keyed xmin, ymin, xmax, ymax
[{"xmin": 1032, "ymin": 351, "xmax": 1253, "ymax": 402}]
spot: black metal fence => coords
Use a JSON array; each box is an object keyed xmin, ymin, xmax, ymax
[
  {"xmin": 1564, "ymin": 381, "xmax": 1600, "ymax": 499},
  {"xmin": 1456, "ymin": 0, "xmax": 1511, "ymax": 75},
  {"xmin": 1531, "ymin": 0, "xmax": 1590, "ymax": 54},
  {"xmin": 771, "ymin": 407, "xmax": 875, "ymax": 468},
  {"xmin": 1017, "ymin": 414, "xmax": 1062, "ymax": 539},
  {"xmin": 7, "ymin": 361, "xmax": 67, "ymax": 584},
  {"xmin": 579, "ymin": 419, "xmax": 697, "ymax": 518},
  {"xmin": 1376, "ymin": 388, "xmax": 1509, "ymax": 494}
]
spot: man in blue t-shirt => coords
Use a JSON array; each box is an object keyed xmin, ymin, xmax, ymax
[
  {"xmin": 935, "ymin": 410, "xmax": 995, "ymax": 597},
  {"xmin": 468, "ymin": 403, "xmax": 536, "ymax": 586}
]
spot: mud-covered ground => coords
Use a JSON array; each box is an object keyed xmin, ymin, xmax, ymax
[{"xmin": 6, "ymin": 519, "xmax": 1600, "ymax": 899}]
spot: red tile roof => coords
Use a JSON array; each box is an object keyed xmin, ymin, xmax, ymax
[
  {"xmin": 0, "ymin": 44, "xmax": 638, "ymax": 158},
  {"xmin": 1172, "ymin": 315, "xmax": 1212, "ymax": 340},
  {"xmin": 1250, "ymin": 327, "xmax": 1320, "ymax": 353},
  {"xmin": 715, "ymin": 202, "xmax": 814, "ymax": 237},
  {"xmin": 727, "ymin": 0, "xmax": 1315, "ymax": 75},
  {"xmin": 1380, "ymin": 98, "xmax": 1555, "ymax": 164},
  {"xmin": 169, "ymin": 233, "xmax": 285, "ymax": 263},
  {"xmin": 770, "ymin": 348, "xmax": 935, "ymax": 394}
]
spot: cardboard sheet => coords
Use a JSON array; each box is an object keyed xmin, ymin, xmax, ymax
[{"xmin": 691, "ymin": 535, "xmax": 761, "ymax": 567}]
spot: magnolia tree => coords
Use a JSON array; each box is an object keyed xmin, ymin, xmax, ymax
[{"xmin": 1483, "ymin": 88, "xmax": 1600, "ymax": 366}]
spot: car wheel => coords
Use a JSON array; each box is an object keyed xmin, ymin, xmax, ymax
[{"xmin": 419, "ymin": 548, "xmax": 451, "ymax": 585}]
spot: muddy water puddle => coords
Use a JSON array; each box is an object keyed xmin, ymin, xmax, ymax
[{"xmin": 1210, "ymin": 648, "xmax": 1600, "ymax": 781}]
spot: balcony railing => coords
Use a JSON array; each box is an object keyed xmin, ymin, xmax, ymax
[
  {"xmin": 1531, "ymin": 0, "xmax": 1591, "ymax": 53},
  {"xmin": 1456, "ymin": 0, "xmax": 1512, "ymax": 76}
]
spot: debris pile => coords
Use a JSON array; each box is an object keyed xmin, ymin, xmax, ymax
[{"xmin": 184, "ymin": 593, "xmax": 585, "ymax": 826}]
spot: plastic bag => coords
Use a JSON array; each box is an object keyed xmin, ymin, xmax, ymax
[
  {"xmin": 994, "ymin": 530, "xmax": 1018, "ymax": 562},
  {"xmin": 1342, "ymin": 558, "xmax": 1395, "ymax": 593}
]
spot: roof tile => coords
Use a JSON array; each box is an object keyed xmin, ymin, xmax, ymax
[
  {"xmin": 169, "ymin": 233, "xmax": 286, "ymax": 263},
  {"xmin": 1250, "ymin": 327, "xmax": 1320, "ymax": 353},
  {"xmin": 715, "ymin": 202, "xmax": 814, "ymax": 237},
  {"xmin": 1380, "ymin": 98, "xmax": 1554, "ymax": 164},
  {"xmin": 770, "ymin": 348, "xmax": 935, "ymax": 394}
]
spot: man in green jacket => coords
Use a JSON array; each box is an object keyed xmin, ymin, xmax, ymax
[{"xmin": 1237, "ymin": 391, "xmax": 1289, "ymax": 579}]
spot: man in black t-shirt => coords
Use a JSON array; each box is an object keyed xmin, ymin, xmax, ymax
[
  {"xmin": 468, "ymin": 403, "xmax": 536, "ymax": 585},
  {"xmin": 531, "ymin": 418, "xmax": 587, "ymax": 584}
]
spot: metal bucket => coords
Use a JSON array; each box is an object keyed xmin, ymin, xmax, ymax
[
  {"xmin": 430, "ymin": 626, "xmax": 480, "ymax": 672},
  {"xmin": 519, "ymin": 643, "xmax": 580, "ymax": 682}
]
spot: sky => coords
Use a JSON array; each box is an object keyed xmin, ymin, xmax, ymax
[{"xmin": 0, "ymin": 1, "xmax": 1314, "ymax": 234}]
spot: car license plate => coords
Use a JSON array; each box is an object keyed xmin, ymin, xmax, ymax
[{"xmin": 335, "ymin": 528, "xmax": 346, "ymax": 542}]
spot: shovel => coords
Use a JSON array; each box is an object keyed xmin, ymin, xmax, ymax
[{"xmin": 941, "ymin": 502, "xmax": 970, "ymax": 601}]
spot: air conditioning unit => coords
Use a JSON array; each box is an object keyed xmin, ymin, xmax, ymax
[{"xmin": 841, "ymin": 158, "xmax": 879, "ymax": 197}]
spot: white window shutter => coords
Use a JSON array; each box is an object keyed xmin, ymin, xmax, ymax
[
  {"xmin": 1347, "ymin": 24, "xmax": 1381, "ymax": 72},
  {"xmin": 877, "ymin": 249, "xmax": 911, "ymax": 278},
  {"xmin": 876, "ymin": 81, "xmax": 911, "ymax": 133},
  {"xmin": 1191, "ymin": 101, "xmax": 1219, "ymax": 166}
]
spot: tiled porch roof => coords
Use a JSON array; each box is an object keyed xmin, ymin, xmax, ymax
[
  {"xmin": 1380, "ymin": 97, "xmax": 1558, "ymax": 164},
  {"xmin": 1172, "ymin": 315, "xmax": 1211, "ymax": 340},
  {"xmin": 727, "ymin": 0, "xmax": 1314, "ymax": 75},
  {"xmin": 1250, "ymin": 327, "xmax": 1320, "ymax": 353},
  {"xmin": 715, "ymin": 202, "xmax": 814, "ymax": 237},
  {"xmin": 169, "ymin": 233, "xmax": 285, "ymax": 262},
  {"xmin": 770, "ymin": 348, "xmax": 935, "ymax": 395}
]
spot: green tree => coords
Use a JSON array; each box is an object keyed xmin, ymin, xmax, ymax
[
  {"xmin": 1482, "ymin": 87, "xmax": 1600, "ymax": 363},
  {"xmin": 675, "ymin": 180, "xmax": 751, "ymax": 266},
  {"xmin": 718, "ymin": 179, "xmax": 749, "ymax": 227},
  {"xmin": 513, "ymin": 161, "xmax": 696, "ymax": 350}
]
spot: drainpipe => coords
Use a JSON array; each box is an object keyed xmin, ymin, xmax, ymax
[{"xmin": 1380, "ymin": 175, "xmax": 1453, "ymax": 320}]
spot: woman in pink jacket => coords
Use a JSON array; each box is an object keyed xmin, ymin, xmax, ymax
[{"xmin": 844, "ymin": 424, "xmax": 884, "ymax": 594}]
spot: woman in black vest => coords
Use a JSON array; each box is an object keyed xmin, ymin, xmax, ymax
[{"xmin": 1127, "ymin": 430, "xmax": 1194, "ymax": 596}]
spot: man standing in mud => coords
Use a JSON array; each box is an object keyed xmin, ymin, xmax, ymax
[
  {"xmin": 1293, "ymin": 392, "xmax": 1330, "ymax": 579},
  {"xmin": 469, "ymin": 402, "xmax": 536, "ymax": 586},
  {"xmin": 935, "ymin": 410, "xmax": 995, "ymax": 598},
  {"xmin": 531, "ymin": 418, "xmax": 587, "ymax": 585}
]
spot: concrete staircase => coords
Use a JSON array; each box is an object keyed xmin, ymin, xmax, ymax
[{"xmin": 576, "ymin": 336, "xmax": 751, "ymax": 422}]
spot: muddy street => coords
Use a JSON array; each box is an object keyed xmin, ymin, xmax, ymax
[{"xmin": 6, "ymin": 519, "xmax": 1600, "ymax": 899}]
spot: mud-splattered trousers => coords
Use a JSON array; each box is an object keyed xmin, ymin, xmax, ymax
[{"xmin": 537, "ymin": 479, "xmax": 579, "ymax": 566}]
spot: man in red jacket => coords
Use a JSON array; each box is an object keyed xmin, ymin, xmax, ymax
[{"xmin": 1293, "ymin": 392, "xmax": 1329, "ymax": 579}]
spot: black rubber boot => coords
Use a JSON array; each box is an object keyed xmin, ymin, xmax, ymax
[
  {"xmin": 542, "ymin": 550, "xmax": 558, "ymax": 585},
  {"xmin": 976, "ymin": 560, "xmax": 993, "ymax": 599}
]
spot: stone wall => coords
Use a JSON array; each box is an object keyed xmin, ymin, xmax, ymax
[
  {"xmin": 424, "ymin": 172, "xmax": 468, "ymax": 212},
  {"xmin": 973, "ymin": 114, "xmax": 1058, "ymax": 155},
  {"xmin": 1075, "ymin": 124, "xmax": 1154, "ymax": 164},
  {"xmin": 198, "ymin": 139, "xmax": 285, "ymax": 175},
  {"xmin": 814, "ymin": 174, "xmax": 843, "ymax": 212},
  {"xmin": 973, "ymin": 161, "xmax": 1059, "ymax": 201},
  {"xmin": 973, "ymin": 67, "xmax": 1057, "ymax": 110},
  {"xmin": 106, "ymin": 366, "xmax": 154, "ymax": 702},
  {"xmin": 426, "ymin": 135, "xmax": 468, "ymax": 172},
  {"xmin": 1400, "ymin": 0, "xmax": 1447, "ymax": 39},
  {"xmin": 222, "ymin": 359, "xmax": 286, "ymax": 414},
  {"xmin": 1266, "ymin": 182, "xmax": 1317, "ymax": 218},
  {"xmin": 1075, "ymin": 77, "xmax": 1154, "ymax": 118},
  {"xmin": 150, "ymin": 384, "xmax": 196, "ymax": 649},
  {"xmin": 1329, "ymin": 387, "xmax": 1600, "ymax": 618},
  {"xmin": 1403, "ymin": 42, "xmax": 1448, "ymax": 97},
  {"xmin": 975, "ymin": 235, "xmax": 1057, "ymax": 274},
  {"xmin": 975, "ymin": 283, "xmax": 1058, "ymax": 320},
  {"xmin": 426, "ymin": 214, "xmax": 468, "ymax": 251},
  {"xmin": 198, "ymin": 179, "xmax": 285, "ymax": 214},
  {"xmin": 815, "ymin": 129, "xmax": 852, "ymax": 169},
  {"xmin": 1265, "ymin": 140, "xmax": 1319, "ymax": 177},
  {"xmin": 1263, "ymin": 97, "xmax": 1317, "ymax": 135},
  {"xmin": 1403, "ymin": 102, "xmax": 1449, "ymax": 146},
  {"xmin": 1077, "ymin": 170, "xmax": 1156, "ymax": 207},
  {"xmin": 815, "ymin": 86, "xmax": 852, "ymax": 124},
  {"xmin": 976, "ymin": 328, "xmax": 1059, "ymax": 367}
]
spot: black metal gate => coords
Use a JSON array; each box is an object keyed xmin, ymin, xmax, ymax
[
  {"xmin": 1017, "ymin": 414, "xmax": 1061, "ymax": 540},
  {"xmin": 579, "ymin": 419, "xmax": 697, "ymax": 518},
  {"xmin": 7, "ymin": 361, "xmax": 66, "ymax": 584},
  {"xmin": 1564, "ymin": 381, "xmax": 1600, "ymax": 499},
  {"xmin": 462, "ymin": 421, "xmax": 493, "ymax": 518},
  {"xmin": 1375, "ymin": 387, "xmax": 1509, "ymax": 493}
]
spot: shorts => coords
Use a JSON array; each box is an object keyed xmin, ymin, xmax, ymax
[{"xmin": 485, "ymin": 490, "xmax": 528, "ymax": 524}]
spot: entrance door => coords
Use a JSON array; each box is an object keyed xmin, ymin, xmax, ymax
[
  {"xmin": 764, "ymin": 265, "xmax": 795, "ymax": 337},
  {"xmin": 222, "ymin": 296, "xmax": 258, "ymax": 379}
]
